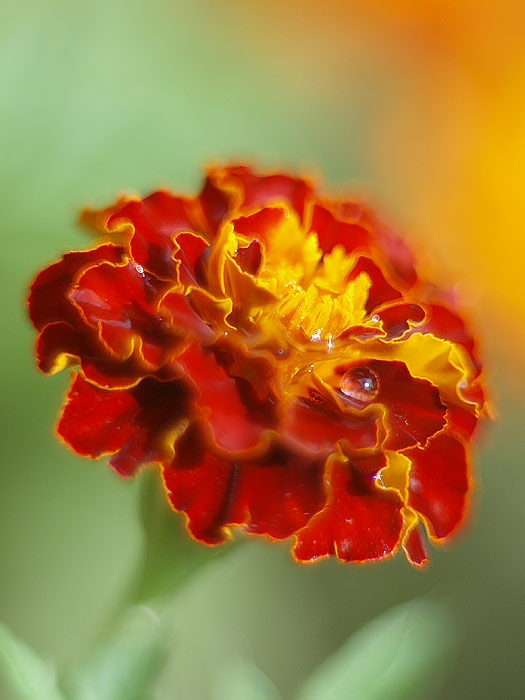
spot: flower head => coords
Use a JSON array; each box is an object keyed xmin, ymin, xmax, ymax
[{"xmin": 28, "ymin": 164, "xmax": 487, "ymax": 566}]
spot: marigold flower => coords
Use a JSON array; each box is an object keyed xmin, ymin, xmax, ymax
[{"xmin": 28, "ymin": 164, "xmax": 487, "ymax": 566}]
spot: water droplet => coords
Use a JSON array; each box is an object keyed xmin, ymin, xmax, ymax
[
  {"xmin": 372, "ymin": 314, "xmax": 380, "ymax": 322},
  {"xmin": 340, "ymin": 366, "xmax": 379, "ymax": 406}
]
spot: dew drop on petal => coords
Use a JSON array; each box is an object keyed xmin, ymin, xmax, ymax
[{"xmin": 340, "ymin": 366, "xmax": 379, "ymax": 406}]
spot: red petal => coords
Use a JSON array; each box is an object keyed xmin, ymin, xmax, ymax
[
  {"xmin": 160, "ymin": 290, "xmax": 216, "ymax": 344},
  {"xmin": 109, "ymin": 192, "xmax": 200, "ymax": 279},
  {"xmin": 198, "ymin": 174, "xmax": 231, "ymax": 237},
  {"xmin": 28, "ymin": 244, "xmax": 122, "ymax": 331},
  {"xmin": 282, "ymin": 394, "xmax": 378, "ymax": 454},
  {"xmin": 347, "ymin": 256, "xmax": 402, "ymax": 313},
  {"xmin": 70, "ymin": 260, "xmax": 177, "ymax": 366},
  {"xmin": 446, "ymin": 402, "xmax": 479, "ymax": 441},
  {"xmin": 310, "ymin": 204, "xmax": 371, "ymax": 255},
  {"xmin": 36, "ymin": 321, "xmax": 150, "ymax": 388},
  {"xmin": 223, "ymin": 165, "xmax": 313, "ymax": 221},
  {"xmin": 58, "ymin": 374, "xmax": 190, "ymax": 477},
  {"xmin": 163, "ymin": 427, "xmax": 234, "ymax": 543},
  {"xmin": 229, "ymin": 446, "xmax": 326, "ymax": 539},
  {"xmin": 176, "ymin": 344, "xmax": 266, "ymax": 453},
  {"xmin": 164, "ymin": 435, "xmax": 326, "ymax": 543},
  {"xmin": 406, "ymin": 433, "xmax": 470, "ymax": 539},
  {"xmin": 403, "ymin": 526, "xmax": 428, "ymax": 567},
  {"xmin": 367, "ymin": 360, "xmax": 446, "ymax": 450},
  {"xmin": 293, "ymin": 452, "xmax": 404, "ymax": 562},
  {"xmin": 375, "ymin": 303, "xmax": 425, "ymax": 338}
]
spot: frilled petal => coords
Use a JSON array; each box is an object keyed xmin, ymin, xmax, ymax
[
  {"xmin": 309, "ymin": 203, "xmax": 371, "ymax": 256},
  {"xmin": 69, "ymin": 259, "xmax": 180, "ymax": 366},
  {"xmin": 366, "ymin": 359, "xmax": 447, "ymax": 450},
  {"xmin": 406, "ymin": 433, "xmax": 470, "ymax": 539},
  {"xmin": 293, "ymin": 451, "xmax": 404, "ymax": 562},
  {"xmin": 175, "ymin": 343, "xmax": 269, "ymax": 453},
  {"xmin": 374, "ymin": 302, "xmax": 426, "ymax": 339},
  {"xmin": 220, "ymin": 165, "xmax": 313, "ymax": 222},
  {"xmin": 28, "ymin": 244, "xmax": 123, "ymax": 331},
  {"xmin": 58, "ymin": 373, "xmax": 190, "ymax": 477},
  {"xmin": 36, "ymin": 321, "xmax": 162, "ymax": 388},
  {"xmin": 107, "ymin": 191, "xmax": 202, "ymax": 280},
  {"xmin": 414, "ymin": 303, "xmax": 483, "ymax": 378},
  {"xmin": 163, "ymin": 431, "xmax": 326, "ymax": 543}
]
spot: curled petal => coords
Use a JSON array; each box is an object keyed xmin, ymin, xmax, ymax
[
  {"xmin": 70, "ymin": 259, "xmax": 178, "ymax": 366},
  {"xmin": 108, "ymin": 191, "xmax": 201, "ymax": 279},
  {"xmin": 28, "ymin": 244, "xmax": 123, "ymax": 331},
  {"xmin": 293, "ymin": 451, "xmax": 404, "ymax": 562},
  {"xmin": 36, "ymin": 321, "xmax": 162, "ymax": 388},
  {"xmin": 219, "ymin": 165, "xmax": 313, "ymax": 222},
  {"xmin": 366, "ymin": 359, "xmax": 447, "ymax": 450},
  {"xmin": 309, "ymin": 203, "xmax": 371, "ymax": 256},
  {"xmin": 406, "ymin": 433, "xmax": 470, "ymax": 540},
  {"xmin": 58, "ymin": 373, "xmax": 190, "ymax": 477}
]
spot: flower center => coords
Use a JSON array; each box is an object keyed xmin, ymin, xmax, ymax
[{"xmin": 340, "ymin": 366, "xmax": 379, "ymax": 406}]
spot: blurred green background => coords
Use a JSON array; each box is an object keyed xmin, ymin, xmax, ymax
[{"xmin": 1, "ymin": 1, "xmax": 524, "ymax": 698}]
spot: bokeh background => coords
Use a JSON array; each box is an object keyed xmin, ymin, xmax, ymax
[{"xmin": 2, "ymin": 1, "xmax": 524, "ymax": 698}]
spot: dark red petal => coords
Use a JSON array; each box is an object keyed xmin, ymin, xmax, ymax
[
  {"xmin": 234, "ymin": 240, "xmax": 262, "ymax": 275},
  {"xmin": 366, "ymin": 360, "xmax": 446, "ymax": 450},
  {"xmin": 28, "ymin": 244, "xmax": 122, "ymax": 331},
  {"xmin": 223, "ymin": 165, "xmax": 313, "ymax": 221},
  {"xmin": 293, "ymin": 452, "xmax": 404, "ymax": 562},
  {"xmin": 282, "ymin": 395, "xmax": 378, "ymax": 454},
  {"xmin": 403, "ymin": 526, "xmax": 428, "ymax": 567},
  {"xmin": 228, "ymin": 446, "xmax": 326, "ymax": 539},
  {"xmin": 36, "ymin": 321, "xmax": 148, "ymax": 387},
  {"xmin": 70, "ymin": 260, "xmax": 177, "ymax": 365},
  {"xmin": 172, "ymin": 232, "xmax": 209, "ymax": 288},
  {"xmin": 58, "ymin": 374, "xmax": 190, "ymax": 477},
  {"xmin": 347, "ymin": 256, "xmax": 402, "ymax": 313},
  {"xmin": 406, "ymin": 433, "xmax": 470, "ymax": 539},
  {"xmin": 109, "ymin": 192, "xmax": 200, "ymax": 279},
  {"xmin": 446, "ymin": 402, "xmax": 479, "ymax": 441},
  {"xmin": 375, "ymin": 303, "xmax": 425, "ymax": 338},
  {"xmin": 164, "ymin": 435, "xmax": 326, "ymax": 543},
  {"xmin": 198, "ymin": 174, "xmax": 231, "ymax": 237},
  {"xmin": 310, "ymin": 204, "xmax": 371, "ymax": 255},
  {"xmin": 163, "ymin": 427, "xmax": 234, "ymax": 544},
  {"xmin": 232, "ymin": 207, "xmax": 289, "ymax": 245},
  {"xmin": 176, "ymin": 344, "xmax": 266, "ymax": 453}
]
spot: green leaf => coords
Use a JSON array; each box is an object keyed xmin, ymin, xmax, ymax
[
  {"xmin": 68, "ymin": 606, "xmax": 165, "ymax": 700},
  {"xmin": 212, "ymin": 655, "xmax": 282, "ymax": 700},
  {"xmin": 295, "ymin": 598, "xmax": 456, "ymax": 700},
  {"xmin": 0, "ymin": 621, "xmax": 65, "ymax": 700}
]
